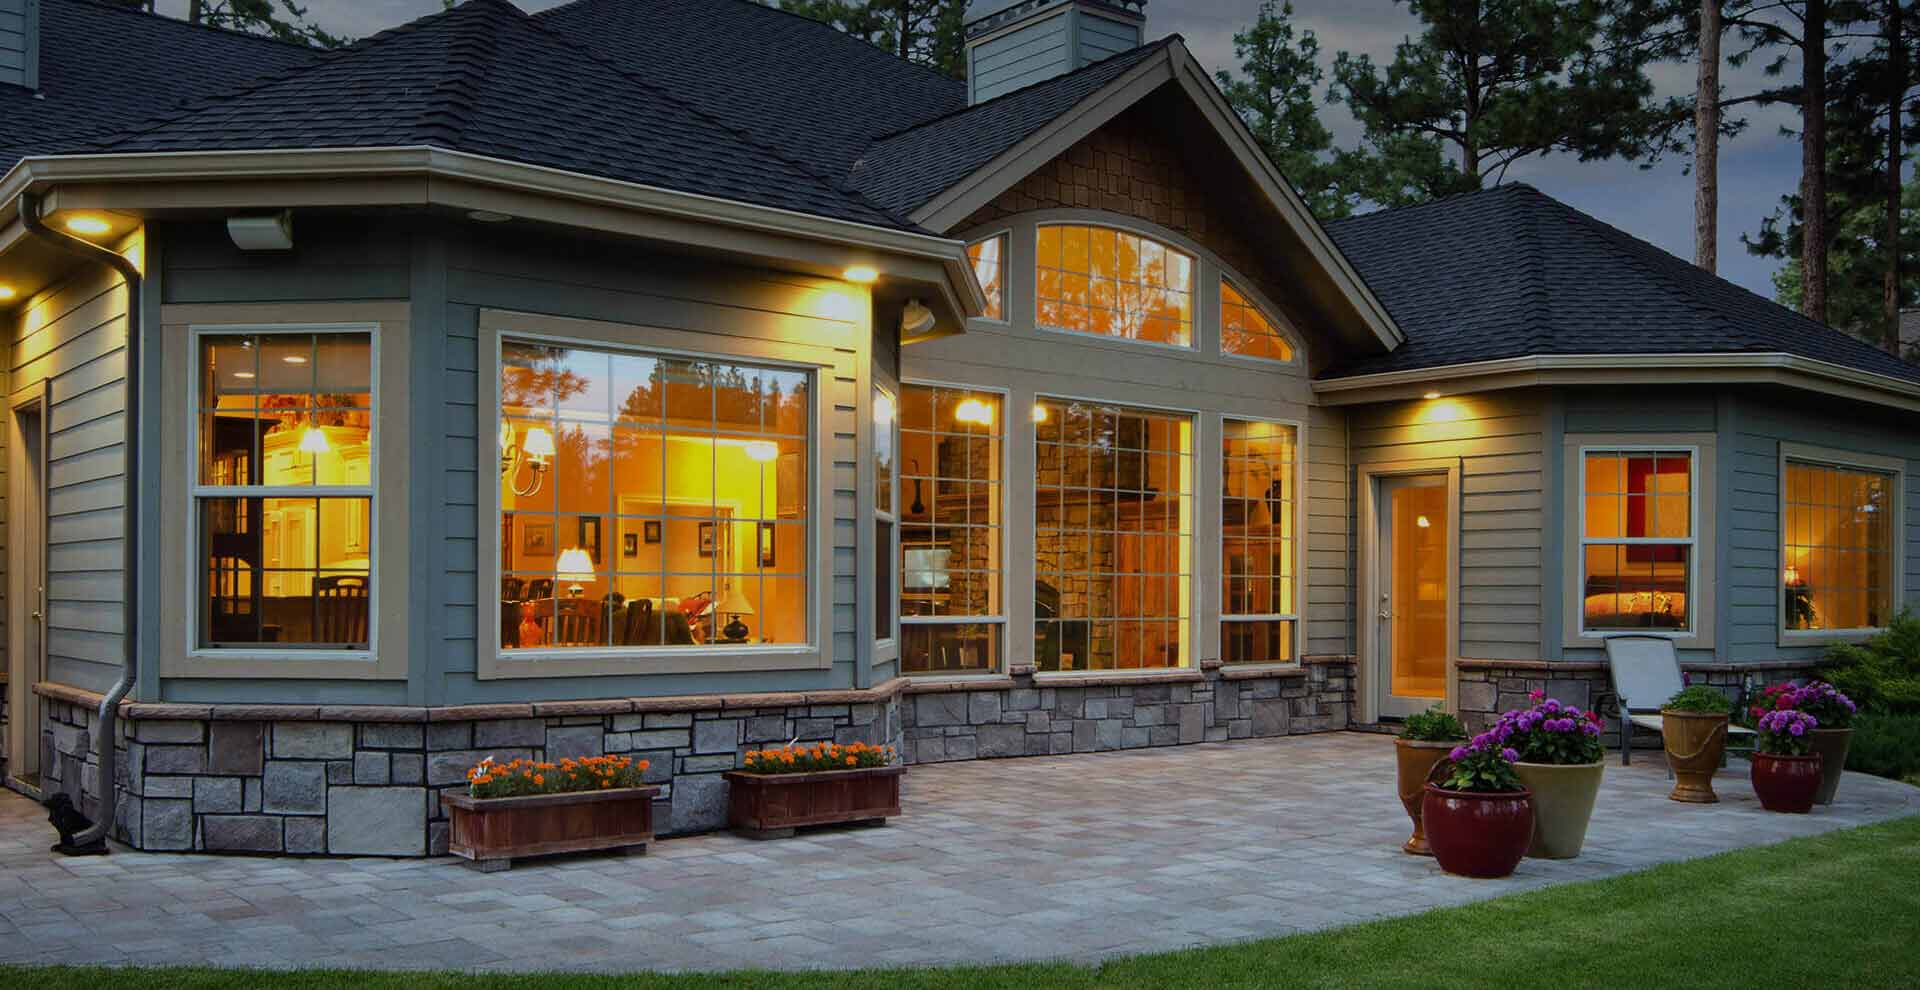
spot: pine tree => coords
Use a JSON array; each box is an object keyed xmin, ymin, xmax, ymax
[
  {"xmin": 1214, "ymin": 2, "xmax": 1352, "ymax": 218},
  {"xmin": 773, "ymin": 1, "xmax": 967, "ymax": 78}
]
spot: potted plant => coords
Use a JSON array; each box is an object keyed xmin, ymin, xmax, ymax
[
  {"xmin": 1752, "ymin": 708, "xmax": 1823, "ymax": 813},
  {"xmin": 1395, "ymin": 705, "xmax": 1467, "ymax": 855},
  {"xmin": 1422, "ymin": 733, "xmax": 1534, "ymax": 879},
  {"xmin": 1753, "ymin": 681, "xmax": 1855, "ymax": 805},
  {"xmin": 724, "ymin": 741, "xmax": 903, "ymax": 839},
  {"xmin": 443, "ymin": 755, "xmax": 658, "ymax": 871},
  {"xmin": 1500, "ymin": 690, "xmax": 1606, "ymax": 859},
  {"xmin": 1661, "ymin": 684, "xmax": 1733, "ymax": 803}
]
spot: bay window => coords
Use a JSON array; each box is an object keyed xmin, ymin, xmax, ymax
[
  {"xmin": 497, "ymin": 341, "xmax": 810, "ymax": 650},
  {"xmin": 1034, "ymin": 398, "xmax": 1192, "ymax": 671},
  {"xmin": 1222, "ymin": 420, "xmax": 1297, "ymax": 663},
  {"xmin": 1035, "ymin": 224, "xmax": 1194, "ymax": 347},
  {"xmin": 195, "ymin": 330, "xmax": 373, "ymax": 650},
  {"xmin": 1579, "ymin": 449, "xmax": 1694, "ymax": 632},
  {"xmin": 899, "ymin": 385, "xmax": 1003, "ymax": 674},
  {"xmin": 1782, "ymin": 454, "xmax": 1899, "ymax": 634}
]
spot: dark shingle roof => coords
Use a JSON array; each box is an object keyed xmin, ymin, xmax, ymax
[
  {"xmin": 850, "ymin": 38, "xmax": 1173, "ymax": 216},
  {"xmin": 0, "ymin": 0, "xmax": 315, "ymax": 168},
  {"xmin": 85, "ymin": 0, "xmax": 913, "ymax": 230},
  {"xmin": 1323, "ymin": 184, "xmax": 1920, "ymax": 384}
]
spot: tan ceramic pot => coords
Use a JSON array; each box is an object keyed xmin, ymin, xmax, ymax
[
  {"xmin": 1806, "ymin": 728, "xmax": 1852, "ymax": 805},
  {"xmin": 1394, "ymin": 738, "xmax": 1456, "ymax": 855},
  {"xmin": 1659, "ymin": 710, "xmax": 1729, "ymax": 803},
  {"xmin": 1513, "ymin": 761, "xmax": 1604, "ymax": 859}
]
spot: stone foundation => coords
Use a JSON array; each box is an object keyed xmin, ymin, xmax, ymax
[
  {"xmin": 1453, "ymin": 659, "xmax": 1834, "ymax": 746},
  {"xmin": 901, "ymin": 658, "xmax": 1355, "ymax": 762}
]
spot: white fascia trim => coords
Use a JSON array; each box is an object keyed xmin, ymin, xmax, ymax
[
  {"xmin": 1312, "ymin": 352, "xmax": 1920, "ymax": 409},
  {"xmin": 0, "ymin": 145, "xmax": 989, "ymax": 315}
]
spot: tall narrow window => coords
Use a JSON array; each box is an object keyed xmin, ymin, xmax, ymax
[
  {"xmin": 968, "ymin": 234, "xmax": 1006, "ymax": 321},
  {"xmin": 1580, "ymin": 450, "xmax": 1693, "ymax": 632},
  {"xmin": 498, "ymin": 342, "xmax": 810, "ymax": 650},
  {"xmin": 1222, "ymin": 420, "xmax": 1297, "ymax": 663},
  {"xmin": 1035, "ymin": 224, "xmax": 1194, "ymax": 347},
  {"xmin": 874, "ymin": 385, "xmax": 898, "ymax": 644},
  {"xmin": 1220, "ymin": 279, "xmax": 1296, "ymax": 362},
  {"xmin": 196, "ymin": 330, "xmax": 374, "ymax": 650},
  {"xmin": 1783, "ymin": 459, "xmax": 1896, "ymax": 632},
  {"xmin": 1034, "ymin": 398, "xmax": 1192, "ymax": 671},
  {"xmin": 900, "ymin": 385, "xmax": 1003, "ymax": 674}
]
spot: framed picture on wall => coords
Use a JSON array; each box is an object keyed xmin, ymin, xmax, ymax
[
  {"xmin": 759, "ymin": 523, "xmax": 776, "ymax": 568},
  {"xmin": 576, "ymin": 515, "xmax": 603, "ymax": 563},
  {"xmin": 697, "ymin": 521, "xmax": 717, "ymax": 558},
  {"xmin": 644, "ymin": 520, "xmax": 662, "ymax": 544},
  {"xmin": 522, "ymin": 519, "xmax": 553, "ymax": 557},
  {"xmin": 623, "ymin": 532, "xmax": 639, "ymax": 558}
]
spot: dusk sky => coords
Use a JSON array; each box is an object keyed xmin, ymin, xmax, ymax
[{"xmin": 160, "ymin": 0, "xmax": 1812, "ymax": 300}]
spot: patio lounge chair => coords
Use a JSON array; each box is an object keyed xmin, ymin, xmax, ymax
[{"xmin": 1603, "ymin": 635, "xmax": 1755, "ymax": 767}]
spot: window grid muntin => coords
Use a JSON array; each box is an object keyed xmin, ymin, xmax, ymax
[
  {"xmin": 1033, "ymin": 396, "xmax": 1193, "ymax": 672},
  {"xmin": 1219, "ymin": 279, "xmax": 1296, "ymax": 363},
  {"xmin": 1578, "ymin": 448, "xmax": 1696, "ymax": 634},
  {"xmin": 1221, "ymin": 419, "xmax": 1298, "ymax": 664},
  {"xmin": 1782, "ymin": 459, "xmax": 1896, "ymax": 632},
  {"xmin": 1034, "ymin": 223, "xmax": 1195, "ymax": 348},
  {"xmin": 499, "ymin": 339, "xmax": 811, "ymax": 651},
  {"xmin": 900, "ymin": 385, "xmax": 1005, "ymax": 674}
]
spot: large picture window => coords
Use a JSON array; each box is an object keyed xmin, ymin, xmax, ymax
[
  {"xmin": 1220, "ymin": 279, "xmax": 1295, "ymax": 363},
  {"xmin": 1783, "ymin": 458, "xmax": 1897, "ymax": 633},
  {"xmin": 1034, "ymin": 398, "xmax": 1192, "ymax": 671},
  {"xmin": 497, "ymin": 342, "xmax": 809, "ymax": 650},
  {"xmin": 1222, "ymin": 420, "xmax": 1297, "ymax": 663},
  {"xmin": 1580, "ymin": 450, "xmax": 1693, "ymax": 632},
  {"xmin": 1035, "ymin": 224, "xmax": 1194, "ymax": 347},
  {"xmin": 899, "ymin": 385, "xmax": 1003, "ymax": 674},
  {"xmin": 196, "ymin": 330, "xmax": 373, "ymax": 650}
]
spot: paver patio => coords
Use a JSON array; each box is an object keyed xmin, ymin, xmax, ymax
[{"xmin": 0, "ymin": 732, "xmax": 1913, "ymax": 973}]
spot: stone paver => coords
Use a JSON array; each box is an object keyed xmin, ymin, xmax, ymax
[{"xmin": 0, "ymin": 733, "xmax": 1912, "ymax": 972}]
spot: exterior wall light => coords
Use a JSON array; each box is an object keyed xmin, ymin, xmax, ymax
[
  {"xmin": 64, "ymin": 215, "xmax": 112, "ymax": 236},
  {"xmin": 843, "ymin": 265, "xmax": 880, "ymax": 283}
]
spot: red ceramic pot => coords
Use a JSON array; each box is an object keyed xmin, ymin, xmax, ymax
[
  {"xmin": 1421, "ymin": 783, "xmax": 1534, "ymax": 879},
  {"xmin": 1751, "ymin": 752, "xmax": 1823, "ymax": 814}
]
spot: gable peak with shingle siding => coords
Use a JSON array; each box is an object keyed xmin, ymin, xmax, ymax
[{"xmin": 1322, "ymin": 183, "xmax": 1920, "ymax": 385}]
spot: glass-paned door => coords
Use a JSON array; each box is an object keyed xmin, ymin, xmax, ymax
[{"xmin": 1376, "ymin": 474, "xmax": 1448, "ymax": 717}]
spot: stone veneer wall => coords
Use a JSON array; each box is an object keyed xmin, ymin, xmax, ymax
[
  {"xmin": 901, "ymin": 659, "xmax": 1354, "ymax": 762},
  {"xmin": 35, "ymin": 684, "xmax": 903, "ymax": 855},
  {"xmin": 1454, "ymin": 659, "xmax": 1835, "ymax": 747}
]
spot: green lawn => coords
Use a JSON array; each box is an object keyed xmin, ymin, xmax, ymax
[{"xmin": 11, "ymin": 814, "xmax": 1920, "ymax": 989}]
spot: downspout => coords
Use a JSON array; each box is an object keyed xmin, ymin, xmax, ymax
[{"xmin": 20, "ymin": 192, "xmax": 141, "ymax": 854}]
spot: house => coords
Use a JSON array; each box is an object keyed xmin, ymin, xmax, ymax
[{"xmin": 0, "ymin": 0, "xmax": 1914, "ymax": 856}]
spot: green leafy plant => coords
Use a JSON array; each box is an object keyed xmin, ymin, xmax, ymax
[
  {"xmin": 1825, "ymin": 610, "xmax": 1920, "ymax": 715},
  {"xmin": 1664, "ymin": 685, "xmax": 1733, "ymax": 714},
  {"xmin": 1402, "ymin": 705, "xmax": 1467, "ymax": 742},
  {"xmin": 1844, "ymin": 713, "xmax": 1920, "ymax": 781}
]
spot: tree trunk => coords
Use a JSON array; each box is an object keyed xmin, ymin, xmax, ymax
[
  {"xmin": 188, "ymin": 0, "xmax": 204, "ymax": 25},
  {"xmin": 1696, "ymin": 0, "xmax": 1722, "ymax": 272},
  {"xmin": 1802, "ymin": 0, "xmax": 1830, "ymax": 323},
  {"xmin": 1884, "ymin": 0, "xmax": 1905, "ymax": 354}
]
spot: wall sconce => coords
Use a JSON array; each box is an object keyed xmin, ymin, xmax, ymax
[{"xmin": 501, "ymin": 421, "xmax": 554, "ymax": 497}]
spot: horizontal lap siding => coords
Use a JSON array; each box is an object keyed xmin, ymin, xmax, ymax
[
  {"xmin": 440, "ymin": 232, "xmax": 864, "ymax": 702},
  {"xmin": 1306, "ymin": 405, "xmax": 1350, "ymax": 656},
  {"xmin": 7, "ymin": 233, "xmax": 139, "ymax": 694},
  {"xmin": 1350, "ymin": 391, "xmax": 1548, "ymax": 661},
  {"xmin": 970, "ymin": 16, "xmax": 1072, "ymax": 103},
  {"xmin": 1728, "ymin": 392, "xmax": 1920, "ymax": 658}
]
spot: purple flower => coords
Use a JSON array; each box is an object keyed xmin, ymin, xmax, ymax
[
  {"xmin": 1542, "ymin": 699, "xmax": 1561, "ymax": 714},
  {"xmin": 1449, "ymin": 746, "xmax": 1469, "ymax": 761},
  {"xmin": 1501, "ymin": 747, "xmax": 1520, "ymax": 763},
  {"xmin": 1789, "ymin": 721, "xmax": 1805, "ymax": 737}
]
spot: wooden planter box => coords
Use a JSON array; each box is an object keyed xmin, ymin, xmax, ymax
[
  {"xmin": 441, "ymin": 785, "xmax": 660, "ymax": 871},
  {"xmin": 723, "ymin": 765, "xmax": 904, "ymax": 839}
]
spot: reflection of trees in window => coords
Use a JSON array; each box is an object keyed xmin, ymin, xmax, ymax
[{"xmin": 1035, "ymin": 224, "xmax": 1195, "ymax": 346}]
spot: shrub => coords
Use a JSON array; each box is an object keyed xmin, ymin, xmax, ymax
[
  {"xmin": 1844, "ymin": 713, "xmax": 1920, "ymax": 781},
  {"xmin": 741, "ymin": 741, "xmax": 894, "ymax": 775},
  {"xmin": 1824, "ymin": 610, "xmax": 1920, "ymax": 714},
  {"xmin": 466, "ymin": 755, "xmax": 647, "ymax": 799},
  {"xmin": 1664, "ymin": 684, "xmax": 1732, "ymax": 714},
  {"xmin": 1495, "ymin": 690, "xmax": 1605, "ymax": 764},
  {"xmin": 1402, "ymin": 705, "xmax": 1467, "ymax": 742}
]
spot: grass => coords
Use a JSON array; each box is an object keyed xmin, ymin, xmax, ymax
[{"xmin": 10, "ymin": 814, "xmax": 1920, "ymax": 989}]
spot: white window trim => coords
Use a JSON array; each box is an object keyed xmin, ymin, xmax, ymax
[
  {"xmin": 1219, "ymin": 416, "xmax": 1305, "ymax": 667},
  {"xmin": 874, "ymin": 383, "xmax": 900, "ymax": 650},
  {"xmin": 1216, "ymin": 276, "xmax": 1302, "ymax": 368},
  {"xmin": 1561, "ymin": 434, "xmax": 1717, "ymax": 650},
  {"xmin": 185, "ymin": 322, "xmax": 381, "ymax": 663},
  {"xmin": 1777, "ymin": 442, "xmax": 1908, "ymax": 646},
  {"xmin": 1031, "ymin": 390, "xmax": 1198, "ymax": 674},
  {"xmin": 966, "ymin": 229, "xmax": 1012, "ymax": 326},
  {"xmin": 476, "ymin": 310, "xmax": 836, "ymax": 679},
  {"xmin": 1032, "ymin": 221, "xmax": 1200, "ymax": 352},
  {"xmin": 899, "ymin": 379, "xmax": 1010, "ymax": 676}
]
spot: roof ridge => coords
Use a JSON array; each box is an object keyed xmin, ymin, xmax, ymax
[
  {"xmin": 61, "ymin": 0, "xmax": 320, "ymax": 53},
  {"xmin": 866, "ymin": 36, "xmax": 1177, "ymax": 144},
  {"xmin": 512, "ymin": 2, "xmax": 921, "ymax": 228},
  {"xmin": 535, "ymin": 0, "xmax": 967, "ymax": 89},
  {"xmin": 414, "ymin": 0, "xmax": 521, "ymax": 148}
]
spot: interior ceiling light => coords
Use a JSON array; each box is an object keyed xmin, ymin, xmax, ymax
[
  {"xmin": 282, "ymin": 353, "xmax": 309, "ymax": 365},
  {"xmin": 744, "ymin": 440, "xmax": 779, "ymax": 463},
  {"xmin": 954, "ymin": 398, "xmax": 993, "ymax": 426},
  {"xmin": 0, "ymin": 286, "xmax": 16, "ymax": 300},
  {"xmin": 64, "ymin": 215, "xmax": 112, "ymax": 236}
]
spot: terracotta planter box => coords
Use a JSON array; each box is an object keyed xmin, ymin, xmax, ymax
[
  {"xmin": 1659, "ymin": 709, "xmax": 1729, "ymax": 803},
  {"xmin": 724, "ymin": 765, "xmax": 904, "ymax": 839},
  {"xmin": 441, "ymin": 786, "xmax": 660, "ymax": 871}
]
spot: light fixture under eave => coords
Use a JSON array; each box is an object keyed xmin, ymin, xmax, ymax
[
  {"xmin": 1423, "ymin": 391, "xmax": 1442, "ymax": 400},
  {"xmin": 954, "ymin": 397, "xmax": 993, "ymax": 426},
  {"xmin": 0, "ymin": 286, "xmax": 17, "ymax": 301},
  {"xmin": 467, "ymin": 210, "xmax": 513, "ymax": 223},
  {"xmin": 744, "ymin": 440, "xmax": 779, "ymax": 463},
  {"xmin": 843, "ymin": 264, "xmax": 880, "ymax": 284},
  {"xmin": 299, "ymin": 425, "xmax": 332, "ymax": 455},
  {"xmin": 64, "ymin": 215, "xmax": 112, "ymax": 236}
]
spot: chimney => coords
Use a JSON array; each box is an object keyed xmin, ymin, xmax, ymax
[
  {"xmin": 1, "ymin": 0, "xmax": 39, "ymax": 91},
  {"xmin": 964, "ymin": 0, "xmax": 1146, "ymax": 105}
]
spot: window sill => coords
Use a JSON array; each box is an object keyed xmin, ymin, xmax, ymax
[
  {"xmin": 481, "ymin": 645, "xmax": 827, "ymax": 679},
  {"xmin": 169, "ymin": 651, "xmax": 398, "ymax": 680},
  {"xmin": 1031, "ymin": 668, "xmax": 1205, "ymax": 688},
  {"xmin": 903, "ymin": 674, "xmax": 1018, "ymax": 693},
  {"xmin": 1778, "ymin": 628, "xmax": 1883, "ymax": 649},
  {"xmin": 1217, "ymin": 663, "xmax": 1310, "ymax": 680}
]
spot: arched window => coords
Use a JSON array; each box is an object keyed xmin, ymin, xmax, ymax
[
  {"xmin": 1220, "ymin": 279, "xmax": 1296, "ymax": 362},
  {"xmin": 1035, "ymin": 224, "xmax": 1195, "ymax": 347}
]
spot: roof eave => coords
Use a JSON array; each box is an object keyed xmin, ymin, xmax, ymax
[{"xmin": 1311, "ymin": 352, "xmax": 1920, "ymax": 414}]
